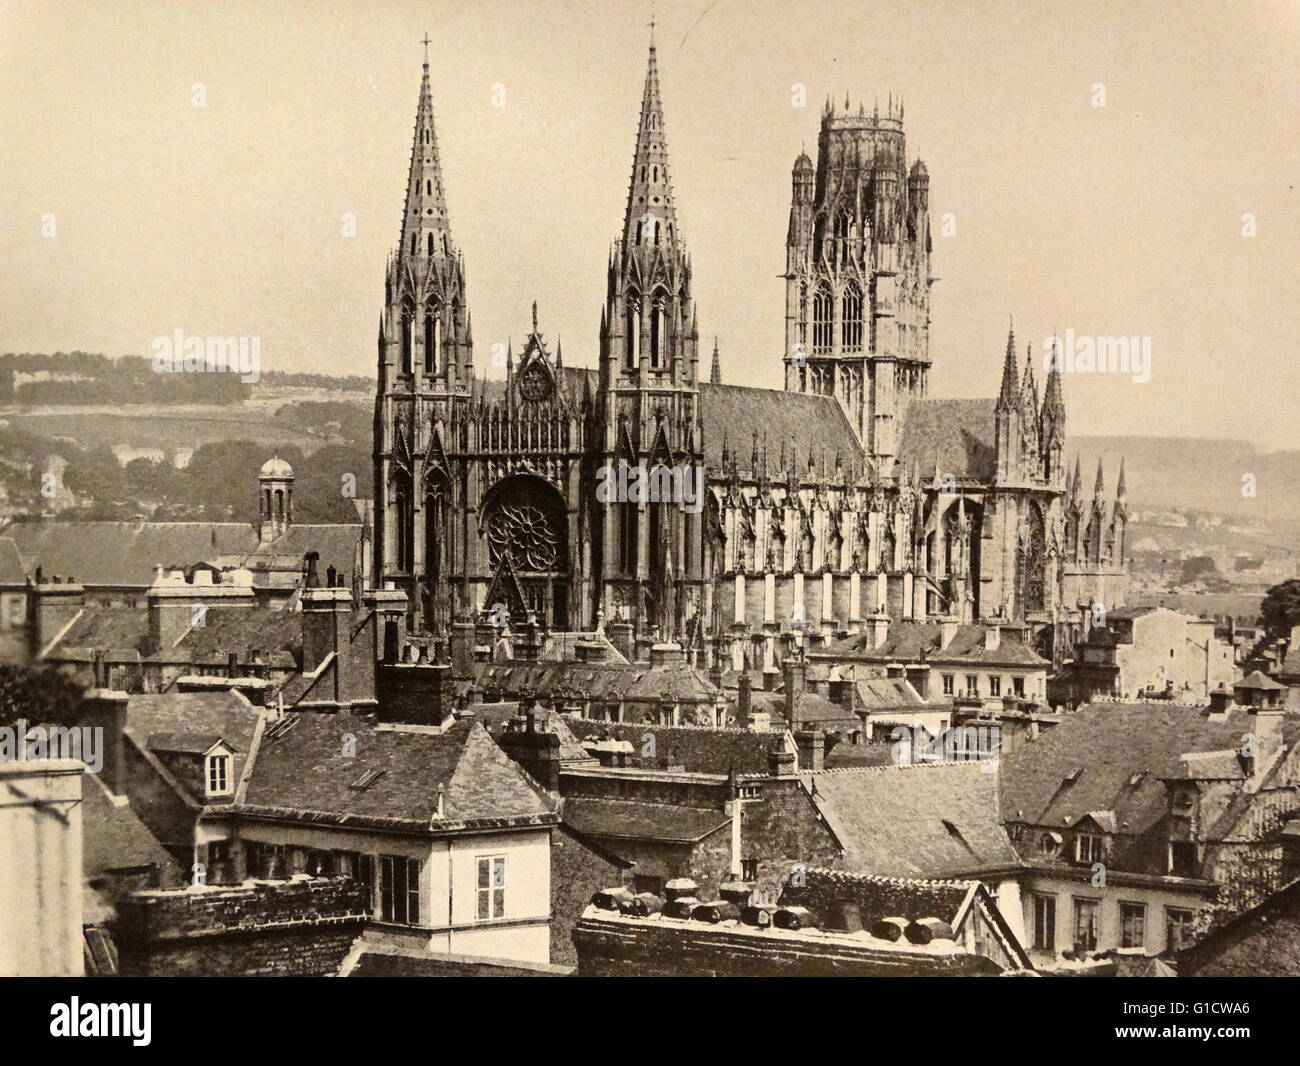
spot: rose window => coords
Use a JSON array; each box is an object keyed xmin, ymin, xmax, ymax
[{"xmin": 487, "ymin": 498, "xmax": 561, "ymax": 572}]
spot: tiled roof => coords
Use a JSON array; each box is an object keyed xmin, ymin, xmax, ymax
[
  {"xmin": 1, "ymin": 520, "xmax": 360, "ymax": 588},
  {"xmin": 168, "ymin": 607, "xmax": 301, "ymax": 666},
  {"xmin": 1236, "ymin": 670, "xmax": 1286, "ymax": 692},
  {"xmin": 123, "ymin": 690, "xmax": 262, "ymax": 802},
  {"xmin": 824, "ymin": 742, "xmax": 897, "ymax": 769},
  {"xmin": 563, "ymin": 717, "xmax": 789, "ymax": 775},
  {"xmin": 238, "ymin": 714, "xmax": 557, "ymax": 832},
  {"xmin": 821, "ymin": 621, "xmax": 1047, "ymax": 667},
  {"xmin": 469, "ymin": 702, "xmax": 596, "ymax": 764},
  {"xmin": 1001, "ymin": 701, "xmax": 1300, "ymax": 868},
  {"xmin": 562, "ymin": 797, "xmax": 731, "ymax": 843},
  {"xmin": 895, "ymin": 398, "xmax": 998, "ymax": 481},
  {"xmin": 697, "ymin": 383, "xmax": 864, "ymax": 471},
  {"xmin": 47, "ymin": 606, "xmax": 152, "ymax": 659},
  {"xmin": 475, "ymin": 659, "xmax": 717, "ymax": 703},
  {"xmin": 538, "ymin": 371, "xmax": 867, "ymax": 473},
  {"xmin": 147, "ymin": 732, "xmax": 231, "ymax": 755},
  {"xmin": 82, "ymin": 774, "xmax": 176, "ymax": 879},
  {"xmin": 804, "ymin": 762, "xmax": 1020, "ymax": 877}
]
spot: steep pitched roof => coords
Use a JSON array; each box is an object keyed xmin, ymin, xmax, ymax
[
  {"xmin": 822, "ymin": 621, "xmax": 1047, "ymax": 667},
  {"xmin": 895, "ymin": 398, "xmax": 998, "ymax": 481},
  {"xmin": 563, "ymin": 717, "xmax": 789, "ymax": 775},
  {"xmin": 123, "ymin": 690, "xmax": 262, "ymax": 804},
  {"xmin": 1001, "ymin": 702, "xmax": 1300, "ymax": 866},
  {"xmin": 81, "ymin": 774, "xmax": 177, "ymax": 880},
  {"xmin": 562, "ymin": 798, "xmax": 730, "ymax": 843},
  {"xmin": 697, "ymin": 383, "xmax": 864, "ymax": 471},
  {"xmin": 2, "ymin": 519, "xmax": 359, "ymax": 588},
  {"xmin": 803, "ymin": 762, "xmax": 1020, "ymax": 877},
  {"xmin": 237, "ymin": 714, "xmax": 557, "ymax": 833}
]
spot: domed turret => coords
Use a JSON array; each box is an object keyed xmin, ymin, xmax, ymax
[{"xmin": 258, "ymin": 456, "xmax": 294, "ymax": 544}]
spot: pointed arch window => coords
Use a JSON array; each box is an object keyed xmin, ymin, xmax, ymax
[
  {"xmin": 395, "ymin": 485, "xmax": 413, "ymax": 572},
  {"xmin": 812, "ymin": 287, "xmax": 833, "ymax": 353},
  {"xmin": 842, "ymin": 284, "xmax": 864, "ymax": 351},
  {"xmin": 625, "ymin": 297, "xmax": 641, "ymax": 369},
  {"xmin": 410, "ymin": 231, "xmax": 417, "ymax": 256},
  {"xmin": 650, "ymin": 299, "xmax": 667, "ymax": 369},
  {"xmin": 427, "ymin": 232, "xmax": 434, "ymax": 256},
  {"xmin": 424, "ymin": 309, "xmax": 441, "ymax": 375},
  {"xmin": 425, "ymin": 179, "xmax": 432, "ymax": 195},
  {"xmin": 401, "ymin": 308, "xmax": 414, "ymax": 373}
]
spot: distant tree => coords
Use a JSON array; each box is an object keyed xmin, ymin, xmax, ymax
[
  {"xmin": 1261, "ymin": 579, "xmax": 1300, "ymax": 636},
  {"xmin": 1177, "ymin": 556, "xmax": 1219, "ymax": 586},
  {"xmin": 0, "ymin": 663, "xmax": 84, "ymax": 729}
]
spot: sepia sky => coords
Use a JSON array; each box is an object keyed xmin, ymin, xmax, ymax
[{"xmin": 1, "ymin": 0, "xmax": 1297, "ymax": 446}]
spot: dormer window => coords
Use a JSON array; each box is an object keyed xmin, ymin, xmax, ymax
[
  {"xmin": 1075, "ymin": 832, "xmax": 1103, "ymax": 864},
  {"xmin": 206, "ymin": 753, "xmax": 231, "ymax": 797}
]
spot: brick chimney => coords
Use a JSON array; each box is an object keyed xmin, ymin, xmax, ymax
[
  {"xmin": 450, "ymin": 621, "xmax": 476, "ymax": 678},
  {"xmin": 1247, "ymin": 706, "xmax": 1285, "ymax": 788},
  {"xmin": 939, "ymin": 617, "xmax": 959, "ymax": 649},
  {"xmin": 782, "ymin": 657, "xmax": 807, "ymax": 729},
  {"xmin": 984, "ymin": 625, "xmax": 1001, "ymax": 652},
  {"xmin": 905, "ymin": 663, "xmax": 931, "ymax": 699},
  {"xmin": 868, "ymin": 612, "xmax": 889, "ymax": 649},
  {"xmin": 794, "ymin": 729, "xmax": 824, "ymax": 771},
  {"xmin": 26, "ymin": 574, "xmax": 85, "ymax": 659},
  {"xmin": 496, "ymin": 707, "xmax": 563, "ymax": 791},
  {"xmin": 80, "ymin": 682, "xmax": 130, "ymax": 798},
  {"xmin": 649, "ymin": 642, "xmax": 685, "ymax": 667},
  {"xmin": 737, "ymin": 673, "xmax": 753, "ymax": 728},
  {"xmin": 301, "ymin": 560, "xmax": 353, "ymax": 674}
]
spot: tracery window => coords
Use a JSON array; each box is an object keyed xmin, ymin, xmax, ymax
[
  {"xmin": 842, "ymin": 284, "xmax": 863, "ymax": 351},
  {"xmin": 812, "ymin": 287, "xmax": 833, "ymax": 352},
  {"xmin": 485, "ymin": 480, "xmax": 565, "ymax": 573}
]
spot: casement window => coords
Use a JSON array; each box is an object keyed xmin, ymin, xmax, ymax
[
  {"xmin": 1012, "ymin": 675, "xmax": 1025, "ymax": 697},
  {"xmin": 379, "ymin": 855, "xmax": 421, "ymax": 925},
  {"xmin": 1073, "ymin": 898, "xmax": 1099, "ymax": 952},
  {"xmin": 1075, "ymin": 832, "xmax": 1104, "ymax": 864},
  {"xmin": 477, "ymin": 856, "xmax": 506, "ymax": 920},
  {"xmin": 741, "ymin": 858, "xmax": 759, "ymax": 881},
  {"xmin": 1120, "ymin": 902, "xmax": 1147, "ymax": 949},
  {"xmin": 988, "ymin": 676, "xmax": 1001, "ymax": 697},
  {"xmin": 965, "ymin": 675, "xmax": 978, "ymax": 697},
  {"xmin": 1165, "ymin": 907, "xmax": 1195, "ymax": 952},
  {"xmin": 205, "ymin": 754, "xmax": 231, "ymax": 797},
  {"xmin": 942, "ymin": 674, "xmax": 955, "ymax": 696},
  {"xmin": 1031, "ymin": 893, "xmax": 1056, "ymax": 951}
]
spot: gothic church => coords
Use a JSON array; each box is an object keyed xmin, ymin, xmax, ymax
[{"xmin": 372, "ymin": 40, "xmax": 1128, "ymax": 670}]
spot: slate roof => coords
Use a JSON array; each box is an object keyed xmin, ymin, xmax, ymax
[
  {"xmin": 1000, "ymin": 701, "xmax": 1300, "ymax": 869},
  {"xmin": 563, "ymin": 717, "xmax": 790, "ymax": 775},
  {"xmin": 697, "ymin": 383, "xmax": 864, "ymax": 471},
  {"xmin": 167, "ymin": 607, "xmax": 301, "ymax": 666},
  {"xmin": 237, "ymin": 714, "xmax": 557, "ymax": 833},
  {"xmin": 147, "ymin": 732, "xmax": 232, "ymax": 755},
  {"xmin": 803, "ymin": 762, "xmax": 1021, "ymax": 877},
  {"xmin": 81, "ymin": 774, "xmax": 177, "ymax": 879},
  {"xmin": 0, "ymin": 520, "xmax": 360, "ymax": 588},
  {"xmin": 821, "ymin": 621, "xmax": 1047, "ymax": 667},
  {"xmin": 1236, "ymin": 670, "xmax": 1286, "ymax": 692},
  {"xmin": 530, "ymin": 371, "xmax": 867, "ymax": 473},
  {"xmin": 45, "ymin": 606, "xmax": 152, "ymax": 659},
  {"xmin": 123, "ymin": 690, "xmax": 262, "ymax": 804},
  {"xmin": 475, "ymin": 660, "xmax": 717, "ymax": 703},
  {"xmin": 824, "ymin": 741, "xmax": 899, "ymax": 769},
  {"xmin": 562, "ymin": 797, "xmax": 731, "ymax": 843},
  {"xmin": 468, "ymin": 702, "xmax": 595, "ymax": 764},
  {"xmin": 895, "ymin": 398, "xmax": 998, "ymax": 481}
]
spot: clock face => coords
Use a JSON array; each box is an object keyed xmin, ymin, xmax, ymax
[{"xmin": 518, "ymin": 362, "xmax": 553, "ymax": 403}]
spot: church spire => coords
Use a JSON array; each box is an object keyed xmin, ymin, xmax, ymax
[
  {"xmin": 622, "ymin": 37, "xmax": 680, "ymax": 251},
  {"xmin": 997, "ymin": 322, "xmax": 1019, "ymax": 409},
  {"xmin": 710, "ymin": 337, "xmax": 721, "ymax": 384},
  {"xmin": 399, "ymin": 40, "xmax": 453, "ymax": 262}
]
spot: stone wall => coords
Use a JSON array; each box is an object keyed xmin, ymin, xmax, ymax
[{"xmin": 115, "ymin": 876, "xmax": 367, "ymax": 977}]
